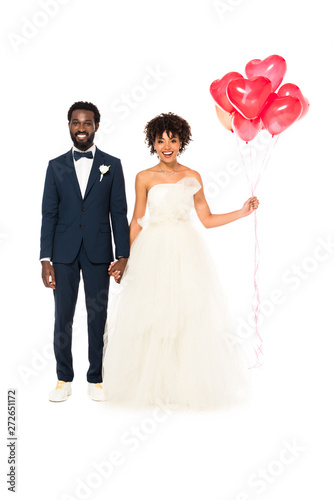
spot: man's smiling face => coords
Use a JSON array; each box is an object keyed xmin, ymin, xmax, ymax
[{"xmin": 69, "ymin": 109, "xmax": 99, "ymax": 151}]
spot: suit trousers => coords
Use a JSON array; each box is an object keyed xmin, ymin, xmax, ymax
[{"xmin": 53, "ymin": 243, "xmax": 110, "ymax": 383}]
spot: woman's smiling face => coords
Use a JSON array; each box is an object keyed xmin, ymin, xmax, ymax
[{"xmin": 153, "ymin": 131, "xmax": 181, "ymax": 162}]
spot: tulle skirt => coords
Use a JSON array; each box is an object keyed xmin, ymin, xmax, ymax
[{"xmin": 102, "ymin": 219, "xmax": 251, "ymax": 411}]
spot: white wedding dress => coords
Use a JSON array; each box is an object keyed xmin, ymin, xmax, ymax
[{"xmin": 102, "ymin": 176, "xmax": 250, "ymax": 410}]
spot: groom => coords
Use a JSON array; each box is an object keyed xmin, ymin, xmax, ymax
[{"xmin": 40, "ymin": 101, "xmax": 129, "ymax": 402}]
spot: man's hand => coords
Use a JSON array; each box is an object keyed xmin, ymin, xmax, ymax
[
  {"xmin": 41, "ymin": 261, "xmax": 56, "ymax": 289},
  {"xmin": 108, "ymin": 257, "xmax": 128, "ymax": 284}
]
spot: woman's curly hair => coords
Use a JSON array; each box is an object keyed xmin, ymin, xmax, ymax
[{"xmin": 144, "ymin": 112, "xmax": 192, "ymax": 155}]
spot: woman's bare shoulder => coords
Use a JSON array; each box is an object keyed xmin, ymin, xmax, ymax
[{"xmin": 135, "ymin": 167, "xmax": 157, "ymax": 182}]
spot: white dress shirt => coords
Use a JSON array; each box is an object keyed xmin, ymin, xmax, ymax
[{"xmin": 73, "ymin": 144, "xmax": 96, "ymax": 198}]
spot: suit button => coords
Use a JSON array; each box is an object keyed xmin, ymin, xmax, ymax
[
  {"xmin": 82, "ymin": 208, "xmax": 86, "ymax": 212},
  {"xmin": 80, "ymin": 225, "xmax": 82, "ymax": 228}
]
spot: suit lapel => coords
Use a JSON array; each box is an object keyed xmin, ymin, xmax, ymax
[
  {"xmin": 84, "ymin": 147, "xmax": 105, "ymax": 200},
  {"xmin": 64, "ymin": 150, "xmax": 82, "ymax": 200}
]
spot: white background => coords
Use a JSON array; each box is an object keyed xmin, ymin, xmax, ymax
[{"xmin": 1, "ymin": 0, "xmax": 333, "ymax": 499}]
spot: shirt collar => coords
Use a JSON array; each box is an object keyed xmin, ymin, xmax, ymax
[{"xmin": 72, "ymin": 144, "xmax": 96, "ymax": 156}]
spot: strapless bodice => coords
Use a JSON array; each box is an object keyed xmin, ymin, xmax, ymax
[{"xmin": 138, "ymin": 176, "xmax": 202, "ymax": 227}]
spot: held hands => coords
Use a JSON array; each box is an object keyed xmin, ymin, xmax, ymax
[
  {"xmin": 41, "ymin": 261, "xmax": 56, "ymax": 289},
  {"xmin": 41, "ymin": 258, "xmax": 128, "ymax": 288},
  {"xmin": 108, "ymin": 257, "xmax": 128, "ymax": 284},
  {"xmin": 241, "ymin": 196, "xmax": 259, "ymax": 217}
]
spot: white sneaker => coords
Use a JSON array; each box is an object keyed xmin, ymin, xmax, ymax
[
  {"xmin": 49, "ymin": 381, "xmax": 72, "ymax": 402},
  {"xmin": 87, "ymin": 382, "xmax": 106, "ymax": 402}
]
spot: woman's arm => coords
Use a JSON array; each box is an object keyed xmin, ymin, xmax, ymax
[
  {"xmin": 193, "ymin": 172, "xmax": 259, "ymax": 229},
  {"xmin": 129, "ymin": 172, "xmax": 148, "ymax": 246}
]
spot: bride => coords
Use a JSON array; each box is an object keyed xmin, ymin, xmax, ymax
[{"xmin": 102, "ymin": 112, "xmax": 259, "ymax": 410}]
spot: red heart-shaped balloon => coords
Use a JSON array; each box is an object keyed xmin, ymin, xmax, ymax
[
  {"xmin": 245, "ymin": 55, "xmax": 287, "ymax": 92},
  {"xmin": 226, "ymin": 77, "xmax": 272, "ymax": 120},
  {"xmin": 261, "ymin": 94, "xmax": 302, "ymax": 135},
  {"xmin": 277, "ymin": 83, "xmax": 309, "ymax": 120},
  {"xmin": 232, "ymin": 112, "xmax": 262, "ymax": 142},
  {"xmin": 210, "ymin": 72, "xmax": 243, "ymax": 113}
]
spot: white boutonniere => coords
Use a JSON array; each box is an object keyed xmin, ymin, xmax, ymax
[{"xmin": 99, "ymin": 164, "xmax": 111, "ymax": 182}]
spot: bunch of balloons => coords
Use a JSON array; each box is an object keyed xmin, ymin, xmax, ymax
[
  {"xmin": 210, "ymin": 55, "xmax": 309, "ymax": 368},
  {"xmin": 210, "ymin": 55, "xmax": 309, "ymax": 142}
]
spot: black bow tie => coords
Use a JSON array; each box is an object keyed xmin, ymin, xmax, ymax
[{"xmin": 74, "ymin": 150, "xmax": 93, "ymax": 161}]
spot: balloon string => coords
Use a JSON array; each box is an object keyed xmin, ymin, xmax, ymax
[
  {"xmin": 254, "ymin": 135, "xmax": 279, "ymax": 193},
  {"xmin": 249, "ymin": 143, "xmax": 263, "ymax": 368},
  {"xmin": 250, "ymin": 135, "xmax": 279, "ymax": 368},
  {"xmin": 236, "ymin": 134, "xmax": 279, "ymax": 368},
  {"xmin": 251, "ymin": 205, "xmax": 263, "ymax": 367}
]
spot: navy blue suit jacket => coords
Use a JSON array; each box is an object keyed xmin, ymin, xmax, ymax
[{"xmin": 40, "ymin": 147, "xmax": 130, "ymax": 264}]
